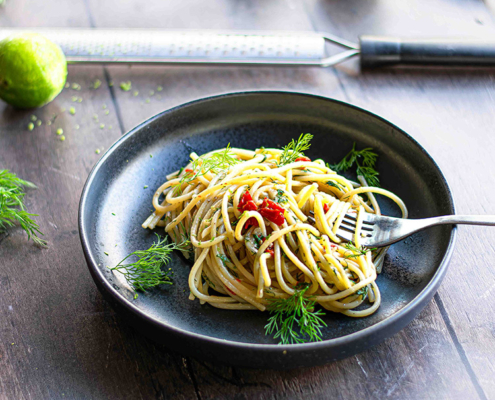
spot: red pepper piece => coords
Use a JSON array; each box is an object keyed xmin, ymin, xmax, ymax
[
  {"xmin": 243, "ymin": 200, "xmax": 258, "ymax": 211},
  {"xmin": 261, "ymin": 237, "xmax": 275, "ymax": 255},
  {"xmin": 238, "ymin": 191, "xmax": 255, "ymax": 212},
  {"xmin": 261, "ymin": 198, "xmax": 284, "ymax": 213},
  {"xmin": 295, "ymin": 157, "xmax": 311, "ymax": 162},
  {"xmin": 185, "ymin": 168, "xmax": 194, "ymax": 173},
  {"xmin": 244, "ymin": 217, "xmax": 259, "ymax": 229},
  {"xmin": 259, "ymin": 208, "xmax": 285, "ymax": 226},
  {"xmin": 226, "ymin": 287, "xmax": 236, "ymax": 295},
  {"xmin": 323, "ymin": 203, "xmax": 330, "ymax": 213}
]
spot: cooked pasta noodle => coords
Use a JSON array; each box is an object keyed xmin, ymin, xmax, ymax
[{"xmin": 142, "ymin": 145, "xmax": 407, "ymax": 317}]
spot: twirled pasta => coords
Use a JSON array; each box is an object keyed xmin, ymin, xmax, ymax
[{"xmin": 142, "ymin": 146, "xmax": 407, "ymax": 317}]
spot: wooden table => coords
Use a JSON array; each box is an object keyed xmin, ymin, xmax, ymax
[{"xmin": 2, "ymin": 0, "xmax": 495, "ymax": 398}]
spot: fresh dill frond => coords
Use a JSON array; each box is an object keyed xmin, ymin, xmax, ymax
[
  {"xmin": 173, "ymin": 144, "xmax": 240, "ymax": 194},
  {"xmin": 265, "ymin": 283, "xmax": 327, "ymax": 344},
  {"xmin": 278, "ymin": 133, "xmax": 313, "ymax": 166},
  {"xmin": 328, "ymin": 143, "xmax": 380, "ymax": 187},
  {"xmin": 110, "ymin": 234, "xmax": 190, "ymax": 292},
  {"xmin": 0, "ymin": 170, "xmax": 47, "ymax": 247},
  {"xmin": 343, "ymin": 242, "xmax": 377, "ymax": 259}
]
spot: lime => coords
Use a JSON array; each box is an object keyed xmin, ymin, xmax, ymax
[{"xmin": 0, "ymin": 33, "xmax": 67, "ymax": 109}]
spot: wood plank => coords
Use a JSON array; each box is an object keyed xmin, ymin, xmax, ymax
[
  {"xmin": 87, "ymin": 1, "xmax": 481, "ymax": 399},
  {"xmin": 0, "ymin": 1, "xmax": 198, "ymax": 399},
  {"xmin": 305, "ymin": 0, "xmax": 495, "ymax": 398},
  {"xmin": 190, "ymin": 302, "xmax": 476, "ymax": 400}
]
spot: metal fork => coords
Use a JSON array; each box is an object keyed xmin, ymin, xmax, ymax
[{"xmin": 332, "ymin": 213, "xmax": 495, "ymax": 248}]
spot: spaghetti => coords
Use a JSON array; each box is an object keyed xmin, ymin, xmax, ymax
[{"xmin": 142, "ymin": 141, "xmax": 407, "ymax": 318}]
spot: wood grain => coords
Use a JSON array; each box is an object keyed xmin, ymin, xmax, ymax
[
  {"xmin": 86, "ymin": 1, "xmax": 485, "ymax": 399},
  {"xmin": 305, "ymin": 0, "xmax": 495, "ymax": 398},
  {"xmin": 0, "ymin": 1, "xmax": 197, "ymax": 399},
  {"xmin": 1, "ymin": 0, "xmax": 494, "ymax": 399}
]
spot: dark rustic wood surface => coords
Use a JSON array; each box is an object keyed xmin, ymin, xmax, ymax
[{"xmin": 1, "ymin": 0, "xmax": 495, "ymax": 399}]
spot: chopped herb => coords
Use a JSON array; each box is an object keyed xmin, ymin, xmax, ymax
[
  {"xmin": 56, "ymin": 128, "xmax": 63, "ymax": 136},
  {"xmin": 100, "ymin": 124, "xmax": 105, "ymax": 129},
  {"xmin": 253, "ymin": 233, "xmax": 264, "ymax": 248},
  {"xmin": 157, "ymin": 86, "xmax": 163, "ymax": 92},
  {"xmin": 0, "ymin": 170, "xmax": 47, "ymax": 247},
  {"xmin": 278, "ymin": 133, "xmax": 313, "ymax": 166},
  {"xmin": 329, "ymin": 143, "xmax": 380, "ymax": 187},
  {"xmin": 143, "ymin": 185, "xmax": 148, "ymax": 189},
  {"xmin": 59, "ymin": 135, "xmax": 66, "ymax": 142},
  {"xmin": 95, "ymin": 149, "xmax": 101, "ymax": 154},
  {"xmin": 71, "ymin": 83, "xmax": 81, "ymax": 91},
  {"xmin": 92, "ymin": 79, "xmax": 101, "ymax": 89},
  {"xmin": 265, "ymin": 283, "xmax": 327, "ymax": 344},
  {"xmin": 275, "ymin": 189, "xmax": 288, "ymax": 204},
  {"xmin": 69, "ymin": 107, "xmax": 76, "ymax": 115},
  {"xmin": 120, "ymin": 81, "xmax": 132, "ymax": 91},
  {"xmin": 27, "ymin": 123, "xmax": 34, "ymax": 131},
  {"xmin": 133, "ymin": 91, "xmax": 139, "ymax": 96},
  {"xmin": 326, "ymin": 180, "xmax": 345, "ymax": 191},
  {"xmin": 36, "ymin": 120, "xmax": 42, "ymax": 127},
  {"xmin": 355, "ymin": 285, "xmax": 369, "ymax": 300},
  {"xmin": 30, "ymin": 115, "xmax": 37, "ymax": 122},
  {"xmin": 216, "ymin": 253, "xmax": 231, "ymax": 265},
  {"xmin": 104, "ymin": 251, "xmax": 109, "ymax": 256}
]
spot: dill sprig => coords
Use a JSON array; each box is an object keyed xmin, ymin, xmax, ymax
[
  {"xmin": 278, "ymin": 133, "xmax": 313, "ymax": 166},
  {"xmin": 328, "ymin": 143, "xmax": 380, "ymax": 187},
  {"xmin": 0, "ymin": 170, "xmax": 47, "ymax": 247},
  {"xmin": 343, "ymin": 242, "xmax": 376, "ymax": 259},
  {"xmin": 265, "ymin": 283, "xmax": 327, "ymax": 344},
  {"xmin": 110, "ymin": 234, "xmax": 190, "ymax": 292},
  {"xmin": 174, "ymin": 144, "xmax": 240, "ymax": 194}
]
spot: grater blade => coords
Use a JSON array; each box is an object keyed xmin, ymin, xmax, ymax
[{"xmin": 0, "ymin": 29, "xmax": 359, "ymax": 67}]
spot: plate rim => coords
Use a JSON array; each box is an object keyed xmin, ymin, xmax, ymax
[{"xmin": 78, "ymin": 90, "xmax": 457, "ymax": 352}]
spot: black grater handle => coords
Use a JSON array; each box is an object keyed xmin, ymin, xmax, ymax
[{"xmin": 359, "ymin": 35, "xmax": 495, "ymax": 67}]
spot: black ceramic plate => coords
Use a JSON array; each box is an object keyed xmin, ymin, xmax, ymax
[{"xmin": 79, "ymin": 92, "xmax": 456, "ymax": 369}]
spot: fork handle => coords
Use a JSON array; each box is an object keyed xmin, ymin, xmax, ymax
[{"xmin": 421, "ymin": 215, "xmax": 495, "ymax": 228}]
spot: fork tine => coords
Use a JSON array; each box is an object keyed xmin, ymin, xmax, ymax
[
  {"xmin": 343, "ymin": 212, "xmax": 375, "ymax": 226},
  {"xmin": 335, "ymin": 227, "xmax": 354, "ymax": 242},
  {"xmin": 341, "ymin": 217, "xmax": 374, "ymax": 231}
]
